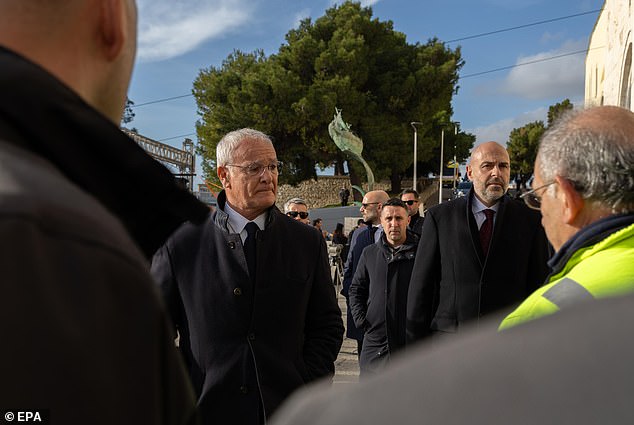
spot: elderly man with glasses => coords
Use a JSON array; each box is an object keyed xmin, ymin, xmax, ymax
[
  {"xmin": 151, "ymin": 128, "xmax": 344, "ymax": 424},
  {"xmin": 499, "ymin": 106, "xmax": 634, "ymax": 329}
]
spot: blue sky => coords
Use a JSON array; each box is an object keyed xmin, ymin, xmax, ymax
[{"xmin": 128, "ymin": 0, "xmax": 603, "ymax": 181}]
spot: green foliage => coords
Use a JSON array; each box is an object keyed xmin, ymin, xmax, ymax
[
  {"xmin": 547, "ymin": 98, "xmax": 573, "ymax": 127},
  {"xmin": 506, "ymin": 99, "xmax": 574, "ymax": 178},
  {"xmin": 507, "ymin": 121, "xmax": 546, "ymax": 176},
  {"xmin": 193, "ymin": 1, "xmax": 466, "ymax": 187}
]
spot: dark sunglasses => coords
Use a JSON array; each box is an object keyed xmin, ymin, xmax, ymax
[
  {"xmin": 403, "ymin": 200, "xmax": 418, "ymax": 205},
  {"xmin": 287, "ymin": 211, "xmax": 309, "ymax": 219}
]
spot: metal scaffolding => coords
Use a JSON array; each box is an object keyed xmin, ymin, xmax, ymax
[{"xmin": 121, "ymin": 128, "xmax": 195, "ymax": 191}]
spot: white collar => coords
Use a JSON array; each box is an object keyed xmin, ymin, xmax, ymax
[
  {"xmin": 224, "ymin": 202, "xmax": 267, "ymax": 234},
  {"xmin": 472, "ymin": 194, "xmax": 500, "ymax": 214}
]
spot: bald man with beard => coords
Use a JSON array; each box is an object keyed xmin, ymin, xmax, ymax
[{"xmin": 407, "ymin": 142, "xmax": 551, "ymax": 343}]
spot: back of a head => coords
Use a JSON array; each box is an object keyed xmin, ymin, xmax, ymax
[
  {"xmin": 537, "ymin": 106, "xmax": 634, "ymax": 214},
  {"xmin": 0, "ymin": 0, "xmax": 138, "ymax": 124}
]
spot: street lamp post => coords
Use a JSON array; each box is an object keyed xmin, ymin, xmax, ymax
[
  {"xmin": 410, "ymin": 122, "xmax": 423, "ymax": 191},
  {"xmin": 453, "ymin": 121, "xmax": 461, "ymax": 190},
  {"xmin": 438, "ymin": 122, "xmax": 459, "ymax": 205}
]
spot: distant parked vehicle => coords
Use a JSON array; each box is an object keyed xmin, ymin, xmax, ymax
[{"xmin": 453, "ymin": 181, "xmax": 472, "ymax": 199}]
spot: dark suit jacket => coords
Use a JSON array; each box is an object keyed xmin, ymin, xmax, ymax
[
  {"xmin": 349, "ymin": 231, "xmax": 419, "ymax": 373},
  {"xmin": 408, "ymin": 213, "xmax": 424, "ymax": 237},
  {"xmin": 342, "ymin": 225, "xmax": 377, "ymax": 340},
  {"xmin": 407, "ymin": 192, "xmax": 550, "ymax": 341},
  {"xmin": 151, "ymin": 191, "xmax": 344, "ymax": 424}
]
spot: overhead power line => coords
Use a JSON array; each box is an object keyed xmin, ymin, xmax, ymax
[
  {"xmin": 131, "ymin": 8, "xmax": 604, "ymax": 142},
  {"xmin": 150, "ymin": 46, "xmax": 601, "ymax": 142},
  {"xmin": 133, "ymin": 94, "xmax": 193, "ymax": 108},
  {"xmin": 460, "ymin": 45, "xmax": 604, "ymax": 79},
  {"xmin": 131, "ymin": 10, "xmax": 602, "ymax": 110},
  {"xmin": 446, "ymin": 9, "xmax": 601, "ymax": 44},
  {"xmin": 158, "ymin": 132, "xmax": 196, "ymax": 142}
]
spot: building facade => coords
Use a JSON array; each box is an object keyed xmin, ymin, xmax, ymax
[{"xmin": 586, "ymin": 0, "xmax": 634, "ymax": 110}]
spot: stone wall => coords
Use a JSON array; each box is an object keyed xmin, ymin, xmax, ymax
[{"xmin": 275, "ymin": 176, "xmax": 390, "ymax": 210}]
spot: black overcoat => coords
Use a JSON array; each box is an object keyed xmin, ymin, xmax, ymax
[
  {"xmin": 151, "ymin": 192, "xmax": 344, "ymax": 424},
  {"xmin": 407, "ymin": 191, "xmax": 550, "ymax": 341},
  {"xmin": 341, "ymin": 226, "xmax": 376, "ymax": 340},
  {"xmin": 349, "ymin": 231, "xmax": 419, "ymax": 373},
  {"xmin": 0, "ymin": 47, "xmax": 206, "ymax": 425}
]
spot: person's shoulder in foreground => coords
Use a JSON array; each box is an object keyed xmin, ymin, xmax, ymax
[
  {"xmin": 0, "ymin": 1, "xmax": 207, "ymax": 423},
  {"xmin": 271, "ymin": 292, "xmax": 634, "ymax": 425},
  {"xmin": 501, "ymin": 105, "xmax": 634, "ymax": 329}
]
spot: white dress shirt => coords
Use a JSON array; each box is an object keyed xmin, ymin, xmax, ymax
[
  {"xmin": 224, "ymin": 202, "xmax": 267, "ymax": 243},
  {"xmin": 471, "ymin": 195, "xmax": 500, "ymax": 230}
]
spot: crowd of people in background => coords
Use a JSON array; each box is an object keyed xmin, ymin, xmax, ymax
[{"xmin": 2, "ymin": 2, "xmax": 633, "ymax": 424}]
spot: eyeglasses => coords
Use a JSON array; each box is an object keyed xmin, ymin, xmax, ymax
[
  {"xmin": 403, "ymin": 200, "xmax": 418, "ymax": 206},
  {"xmin": 286, "ymin": 211, "xmax": 309, "ymax": 219},
  {"xmin": 225, "ymin": 161, "xmax": 283, "ymax": 177},
  {"xmin": 361, "ymin": 202, "xmax": 379, "ymax": 208},
  {"xmin": 520, "ymin": 181, "xmax": 556, "ymax": 210}
]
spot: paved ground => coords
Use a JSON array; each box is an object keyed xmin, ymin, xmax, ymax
[{"xmin": 333, "ymin": 292, "xmax": 360, "ymax": 386}]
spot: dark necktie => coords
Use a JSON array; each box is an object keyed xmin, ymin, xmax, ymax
[
  {"xmin": 479, "ymin": 209, "xmax": 495, "ymax": 255},
  {"xmin": 244, "ymin": 222, "xmax": 258, "ymax": 282}
]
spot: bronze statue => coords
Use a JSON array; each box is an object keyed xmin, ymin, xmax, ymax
[{"xmin": 328, "ymin": 108, "xmax": 375, "ymax": 193}]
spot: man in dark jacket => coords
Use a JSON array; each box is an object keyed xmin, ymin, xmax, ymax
[
  {"xmin": 0, "ymin": 2, "xmax": 207, "ymax": 424},
  {"xmin": 151, "ymin": 129, "xmax": 344, "ymax": 424},
  {"xmin": 407, "ymin": 142, "xmax": 550, "ymax": 342},
  {"xmin": 341, "ymin": 190, "xmax": 389, "ymax": 357},
  {"xmin": 349, "ymin": 199, "xmax": 419, "ymax": 375},
  {"xmin": 401, "ymin": 189, "xmax": 424, "ymax": 236},
  {"xmin": 339, "ymin": 186, "xmax": 350, "ymax": 206}
]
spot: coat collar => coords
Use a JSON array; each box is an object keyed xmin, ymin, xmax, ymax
[
  {"xmin": 214, "ymin": 190, "xmax": 281, "ymax": 232},
  {"xmin": 548, "ymin": 213, "xmax": 634, "ymax": 276},
  {"xmin": 0, "ymin": 47, "xmax": 210, "ymax": 258}
]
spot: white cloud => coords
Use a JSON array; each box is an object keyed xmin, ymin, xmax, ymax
[
  {"xmin": 468, "ymin": 107, "xmax": 548, "ymax": 146},
  {"xmin": 500, "ymin": 38, "xmax": 587, "ymax": 100},
  {"xmin": 540, "ymin": 31, "xmax": 565, "ymax": 44},
  {"xmin": 136, "ymin": 0, "xmax": 254, "ymax": 62}
]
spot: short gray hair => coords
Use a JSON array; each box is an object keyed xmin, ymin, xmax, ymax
[
  {"xmin": 284, "ymin": 197, "xmax": 307, "ymax": 213},
  {"xmin": 537, "ymin": 108, "xmax": 634, "ymax": 213},
  {"xmin": 216, "ymin": 128, "xmax": 273, "ymax": 167}
]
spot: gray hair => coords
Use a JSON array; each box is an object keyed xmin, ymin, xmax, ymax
[
  {"xmin": 284, "ymin": 197, "xmax": 307, "ymax": 213},
  {"xmin": 537, "ymin": 108, "xmax": 634, "ymax": 213},
  {"xmin": 216, "ymin": 128, "xmax": 273, "ymax": 167}
]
